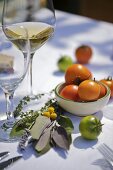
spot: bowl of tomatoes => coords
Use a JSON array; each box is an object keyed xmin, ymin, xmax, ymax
[
  {"xmin": 55, "ymin": 82, "xmax": 110, "ymax": 116},
  {"xmin": 55, "ymin": 64, "xmax": 110, "ymax": 116}
]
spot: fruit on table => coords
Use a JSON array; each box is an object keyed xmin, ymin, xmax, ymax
[
  {"xmin": 60, "ymin": 84, "xmax": 78, "ymax": 101},
  {"xmin": 57, "ymin": 55, "xmax": 73, "ymax": 72},
  {"xmin": 98, "ymin": 83, "xmax": 107, "ymax": 98},
  {"xmin": 79, "ymin": 115, "xmax": 102, "ymax": 140},
  {"xmin": 75, "ymin": 45, "xmax": 93, "ymax": 64},
  {"xmin": 78, "ymin": 80, "xmax": 100, "ymax": 101},
  {"xmin": 42, "ymin": 107, "xmax": 57, "ymax": 120},
  {"xmin": 48, "ymin": 107, "xmax": 55, "ymax": 113},
  {"xmin": 100, "ymin": 76, "xmax": 113, "ymax": 97},
  {"xmin": 50, "ymin": 113, "xmax": 57, "ymax": 120},
  {"xmin": 43, "ymin": 111, "xmax": 50, "ymax": 118},
  {"xmin": 65, "ymin": 64, "xmax": 92, "ymax": 85}
]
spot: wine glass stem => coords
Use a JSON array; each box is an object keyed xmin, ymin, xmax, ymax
[
  {"xmin": 29, "ymin": 53, "xmax": 34, "ymax": 96},
  {"xmin": 5, "ymin": 92, "xmax": 15, "ymax": 128}
]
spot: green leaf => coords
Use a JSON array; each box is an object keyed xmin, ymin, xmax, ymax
[
  {"xmin": 10, "ymin": 121, "xmax": 25, "ymax": 137},
  {"xmin": 37, "ymin": 141, "xmax": 51, "ymax": 155},
  {"xmin": 68, "ymin": 134, "xmax": 72, "ymax": 145},
  {"xmin": 10, "ymin": 116, "xmax": 34, "ymax": 137},
  {"xmin": 52, "ymin": 126, "xmax": 69, "ymax": 150},
  {"xmin": 35, "ymin": 124, "xmax": 53, "ymax": 152},
  {"xmin": 30, "ymin": 115, "xmax": 51, "ymax": 140},
  {"xmin": 58, "ymin": 115, "xmax": 74, "ymax": 134}
]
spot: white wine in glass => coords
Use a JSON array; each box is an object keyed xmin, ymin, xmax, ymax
[
  {"xmin": 4, "ymin": 22, "xmax": 54, "ymax": 53},
  {"xmin": 2, "ymin": 0, "xmax": 56, "ymax": 97}
]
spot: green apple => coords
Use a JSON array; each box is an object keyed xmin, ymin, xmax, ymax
[{"xmin": 57, "ymin": 56, "xmax": 73, "ymax": 72}]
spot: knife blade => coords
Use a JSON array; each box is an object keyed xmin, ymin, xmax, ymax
[
  {"xmin": 0, "ymin": 156, "xmax": 22, "ymax": 170},
  {"xmin": 0, "ymin": 152, "xmax": 10, "ymax": 161}
]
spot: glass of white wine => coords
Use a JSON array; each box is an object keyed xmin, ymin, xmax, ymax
[
  {"xmin": 0, "ymin": 25, "xmax": 30, "ymax": 141},
  {"xmin": 2, "ymin": 0, "xmax": 56, "ymax": 98}
]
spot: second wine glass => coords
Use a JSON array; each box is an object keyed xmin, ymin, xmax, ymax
[
  {"xmin": 2, "ymin": 0, "xmax": 56, "ymax": 98},
  {"xmin": 0, "ymin": 25, "xmax": 30, "ymax": 141}
]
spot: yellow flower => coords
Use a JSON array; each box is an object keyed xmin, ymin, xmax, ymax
[
  {"xmin": 42, "ymin": 112, "xmax": 50, "ymax": 118},
  {"xmin": 50, "ymin": 113, "xmax": 57, "ymax": 120},
  {"xmin": 48, "ymin": 107, "xmax": 55, "ymax": 114}
]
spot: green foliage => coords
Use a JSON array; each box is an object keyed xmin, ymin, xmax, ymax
[
  {"xmin": 58, "ymin": 115, "xmax": 74, "ymax": 134},
  {"xmin": 11, "ymin": 92, "xmax": 74, "ymax": 155},
  {"xmin": 35, "ymin": 123, "xmax": 53, "ymax": 152},
  {"xmin": 10, "ymin": 121, "xmax": 25, "ymax": 137},
  {"xmin": 52, "ymin": 126, "xmax": 70, "ymax": 150}
]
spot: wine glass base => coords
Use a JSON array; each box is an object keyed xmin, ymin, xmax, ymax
[
  {"xmin": 29, "ymin": 94, "xmax": 37, "ymax": 100},
  {"xmin": 28, "ymin": 90, "xmax": 54, "ymax": 100},
  {"xmin": 23, "ymin": 92, "xmax": 53, "ymax": 112},
  {"xmin": 0, "ymin": 120, "xmax": 20, "ymax": 142}
]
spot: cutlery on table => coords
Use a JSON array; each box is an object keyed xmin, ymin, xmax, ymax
[
  {"xmin": 97, "ymin": 143, "xmax": 113, "ymax": 166},
  {"xmin": 93, "ymin": 158, "xmax": 113, "ymax": 170},
  {"xmin": 0, "ymin": 152, "xmax": 10, "ymax": 161},
  {"xmin": 0, "ymin": 151, "xmax": 22, "ymax": 170}
]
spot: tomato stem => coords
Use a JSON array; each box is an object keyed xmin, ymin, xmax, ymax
[
  {"xmin": 107, "ymin": 76, "xmax": 112, "ymax": 81},
  {"xmin": 93, "ymin": 123, "xmax": 104, "ymax": 129},
  {"xmin": 74, "ymin": 77, "xmax": 81, "ymax": 85},
  {"xmin": 98, "ymin": 123, "xmax": 104, "ymax": 127}
]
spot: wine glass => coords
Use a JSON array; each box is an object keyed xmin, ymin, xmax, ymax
[
  {"xmin": 0, "ymin": 25, "xmax": 30, "ymax": 141},
  {"xmin": 2, "ymin": 0, "xmax": 56, "ymax": 98}
]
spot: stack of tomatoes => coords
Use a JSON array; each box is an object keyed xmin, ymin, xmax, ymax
[{"xmin": 60, "ymin": 64, "xmax": 113, "ymax": 102}]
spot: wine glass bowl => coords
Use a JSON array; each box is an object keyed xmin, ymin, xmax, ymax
[
  {"xmin": 0, "ymin": 26, "xmax": 30, "ymax": 141},
  {"xmin": 2, "ymin": 0, "xmax": 56, "ymax": 97}
]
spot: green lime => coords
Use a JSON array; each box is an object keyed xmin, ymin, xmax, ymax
[
  {"xmin": 79, "ymin": 115, "xmax": 103, "ymax": 140},
  {"xmin": 57, "ymin": 56, "xmax": 73, "ymax": 72}
]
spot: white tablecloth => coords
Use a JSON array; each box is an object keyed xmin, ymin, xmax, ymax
[{"xmin": 0, "ymin": 10, "xmax": 113, "ymax": 170}]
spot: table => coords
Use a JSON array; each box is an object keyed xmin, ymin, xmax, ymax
[{"xmin": 0, "ymin": 10, "xmax": 113, "ymax": 170}]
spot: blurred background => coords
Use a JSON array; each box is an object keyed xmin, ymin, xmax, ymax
[
  {"xmin": 0, "ymin": 0, "xmax": 113, "ymax": 23},
  {"xmin": 53, "ymin": 0, "xmax": 113, "ymax": 23}
]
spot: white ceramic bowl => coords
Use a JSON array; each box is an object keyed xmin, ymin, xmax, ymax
[{"xmin": 55, "ymin": 82, "xmax": 110, "ymax": 116}]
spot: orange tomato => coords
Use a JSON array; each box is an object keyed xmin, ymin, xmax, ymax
[
  {"xmin": 98, "ymin": 83, "xmax": 107, "ymax": 98},
  {"xmin": 75, "ymin": 45, "xmax": 92, "ymax": 64},
  {"xmin": 60, "ymin": 84, "xmax": 78, "ymax": 101},
  {"xmin": 78, "ymin": 80, "xmax": 100, "ymax": 101},
  {"xmin": 65, "ymin": 64, "xmax": 92, "ymax": 85},
  {"xmin": 100, "ymin": 77, "xmax": 113, "ymax": 97}
]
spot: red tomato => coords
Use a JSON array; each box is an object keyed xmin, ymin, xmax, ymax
[
  {"xmin": 75, "ymin": 45, "xmax": 93, "ymax": 64},
  {"xmin": 100, "ymin": 77, "xmax": 113, "ymax": 97},
  {"xmin": 65, "ymin": 64, "xmax": 92, "ymax": 85},
  {"xmin": 98, "ymin": 83, "xmax": 107, "ymax": 98},
  {"xmin": 78, "ymin": 80, "xmax": 100, "ymax": 101},
  {"xmin": 60, "ymin": 84, "xmax": 78, "ymax": 101}
]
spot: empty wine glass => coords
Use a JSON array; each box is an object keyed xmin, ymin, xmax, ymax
[
  {"xmin": 0, "ymin": 25, "xmax": 30, "ymax": 141},
  {"xmin": 2, "ymin": 0, "xmax": 56, "ymax": 98}
]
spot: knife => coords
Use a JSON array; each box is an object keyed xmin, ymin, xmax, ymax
[
  {"xmin": 0, "ymin": 152, "xmax": 10, "ymax": 161},
  {"xmin": 0, "ymin": 156, "xmax": 22, "ymax": 170}
]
